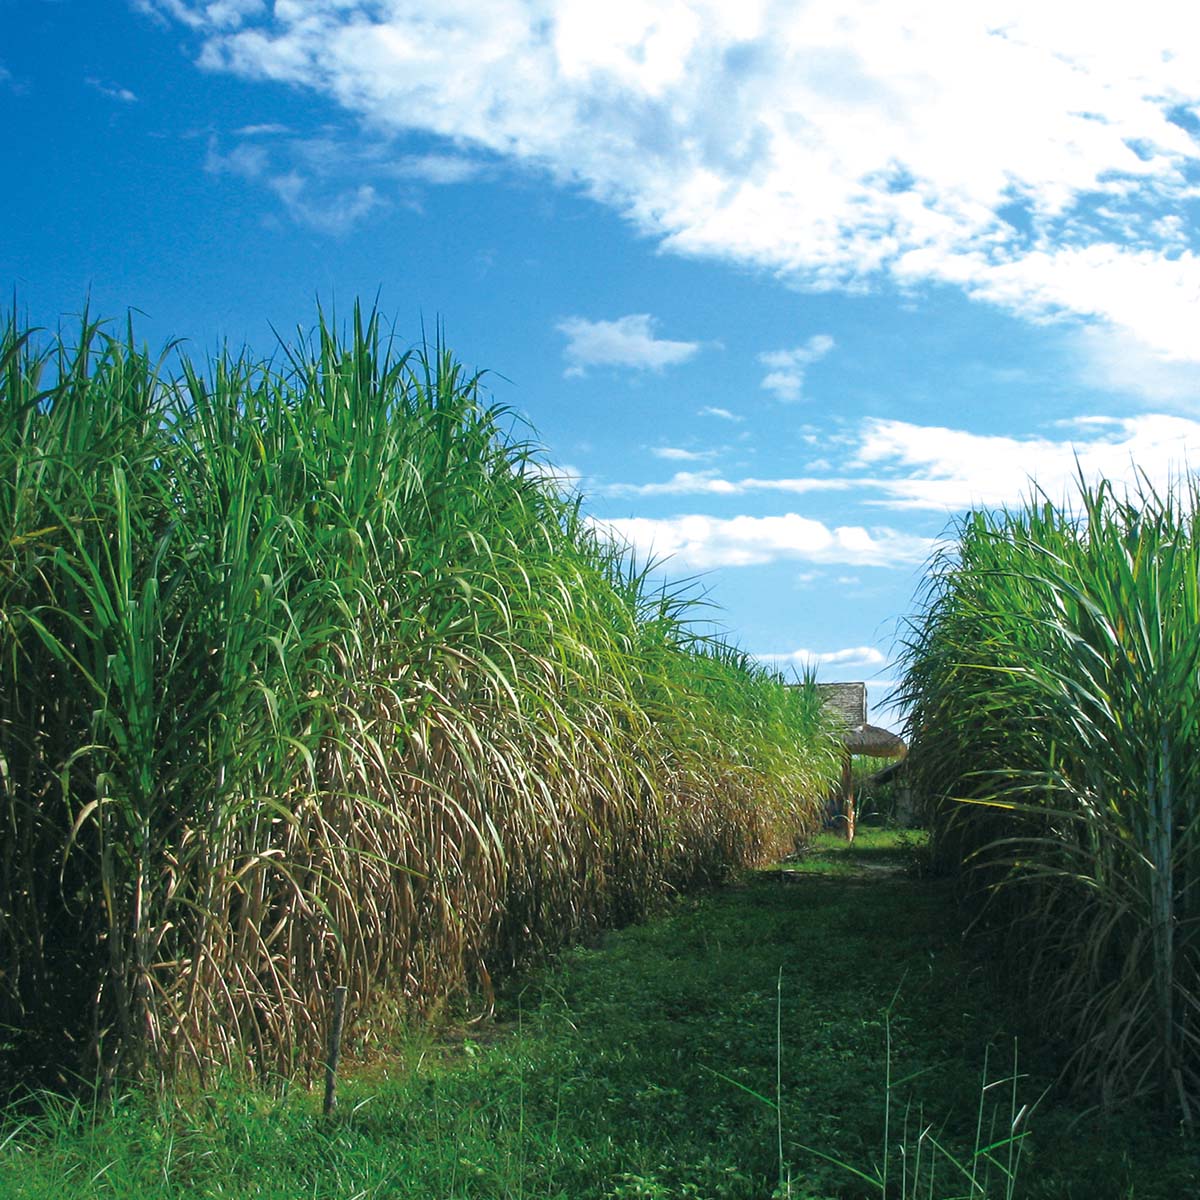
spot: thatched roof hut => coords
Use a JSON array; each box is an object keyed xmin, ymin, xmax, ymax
[
  {"xmin": 816, "ymin": 683, "xmax": 906, "ymax": 760},
  {"xmin": 844, "ymin": 723, "xmax": 907, "ymax": 758},
  {"xmin": 812, "ymin": 681, "xmax": 907, "ymax": 839}
]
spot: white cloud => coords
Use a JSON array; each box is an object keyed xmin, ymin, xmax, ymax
[
  {"xmin": 758, "ymin": 645, "xmax": 888, "ymax": 670},
  {"xmin": 758, "ymin": 334, "xmax": 835, "ymax": 402},
  {"xmin": 591, "ymin": 512, "xmax": 936, "ymax": 569},
  {"xmin": 86, "ymin": 77, "xmax": 139, "ymax": 103},
  {"xmin": 854, "ymin": 412, "xmax": 1200, "ymax": 511},
  {"xmin": 558, "ymin": 314, "xmax": 701, "ymax": 377},
  {"xmin": 601, "ymin": 410, "xmax": 1200, "ymax": 511},
  {"xmin": 651, "ymin": 446, "xmax": 714, "ymax": 461},
  {"xmin": 164, "ymin": 1, "xmax": 1200, "ymax": 362},
  {"xmin": 742, "ymin": 476, "xmax": 854, "ymax": 494},
  {"xmin": 202, "ymin": 123, "xmax": 478, "ymax": 232},
  {"xmin": 600, "ymin": 471, "xmax": 854, "ymax": 498},
  {"xmin": 602, "ymin": 470, "xmax": 739, "ymax": 497},
  {"xmin": 234, "ymin": 121, "xmax": 291, "ymax": 135},
  {"xmin": 138, "ymin": 0, "xmax": 264, "ymax": 28},
  {"xmin": 206, "ymin": 139, "xmax": 270, "ymax": 178},
  {"xmin": 269, "ymin": 173, "xmax": 384, "ymax": 235},
  {"xmin": 1074, "ymin": 326, "xmax": 1200, "ymax": 403},
  {"xmin": 206, "ymin": 133, "xmax": 387, "ymax": 233},
  {"xmin": 698, "ymin": 405, "xmax": 742, "ymax": 422},
  {"xmin": 924, "ymin": 245, "xmax": 1200, "ymax": 364},
  {"xmin": 389, "ymin": 153, "xmax": 482, "ymax": 185}
]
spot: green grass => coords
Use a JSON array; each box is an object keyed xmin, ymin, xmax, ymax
[
  {"xmin": 779, "ymin": 826, "xmax": 928, "ymax": 875},
  {"xmin": 4, "ymin": 833, "xmax": 1195, "ymax": 1199}
]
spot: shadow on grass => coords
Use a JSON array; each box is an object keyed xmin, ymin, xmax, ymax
[{"xmin": 2, "ymin": 825, "xmax": 1197, "ymax": 1199}]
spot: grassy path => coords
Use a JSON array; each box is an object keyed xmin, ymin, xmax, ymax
[{"xmin": 3, "ymin": 830, "xmax": 1197, "ymax": 1198}]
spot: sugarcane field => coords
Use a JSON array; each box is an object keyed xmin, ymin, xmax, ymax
[{"xmin": 0, "ymin": 310, "xmax": 1197, "ymax": 1198}]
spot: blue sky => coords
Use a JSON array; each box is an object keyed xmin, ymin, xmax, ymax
[{"xmin": 7, "ymin": 1, "xmax": 1200, "ymax": 727}]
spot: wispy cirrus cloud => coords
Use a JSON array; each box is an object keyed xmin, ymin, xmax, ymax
[
  {"xmin": 135, "ymin": 0, "xmax": 265, "ymax": 29},
  {"xmin": 200, "ymin": 117, "xmax": 482, "ymax": 232},
  {"xmin": 153, "ymin": 1, "xmax": 1200, "ymax": 374},
  {"xmin": 205, "ymin": 139, "xmax": 269, "ymax": 178},
  {"xmin": 233, "ymin": 121, "xmax": 291, "ymax": 136},
  {"xmin": 389, "ymin": 153, "xmax": 482, "ymax": 185},
  {"xmin": 206, "ymin": 134, "xmax": 386, "ymax": 233},
  {"xmin": 86, "ymin": 77, "xmax": 138, "ymax": 103},
  {"xmin": 269, "ymin": 173, "xmax": 383, "ymax": 235},
  {"xmin": 558, "ymin": 314, "xmax": 701, "ymax": 377}
]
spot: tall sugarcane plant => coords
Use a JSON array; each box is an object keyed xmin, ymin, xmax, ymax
[
  {"xmin": 0, "ymin": 306, "xmax": 840, "ymax": 1089},
  {"xmin": 900, "ymin": 476, "xmax": 1200, "ymax": 1115}
]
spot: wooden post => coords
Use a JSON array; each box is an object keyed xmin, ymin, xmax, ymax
[
  {"xmin": 323, "ymin": 984, "xmax": 348, "ymax": 1117},
  {"xmin": 841, "ymin": 752, "xmax": 855, "ymax": 842}
]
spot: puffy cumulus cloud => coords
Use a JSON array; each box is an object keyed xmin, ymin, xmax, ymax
[
  {"xmin": 160, "ymin": 1, "xmax": 1200, "ymax": 360},
  {"xmin": 557, "ymin": 314, "xmax": 701, "ymax": 376},
  {"xmin": 590, "ymin": 512, "xmax": 936, "ymax": 569},
  {"xmin": 855, "ymin": 412, "xmax": 1200, "ymax": 511},
  {"xmin": 759, "ymin": 334, "xmax": 835, "ymax": 402}
]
